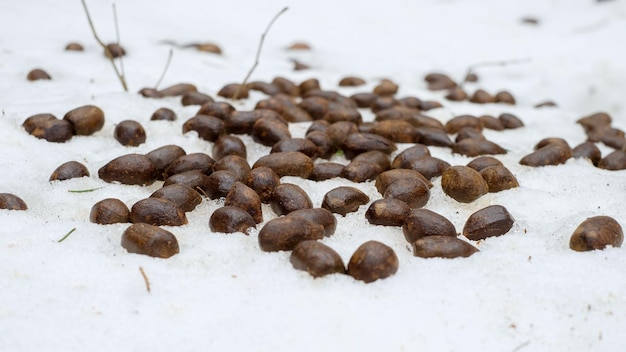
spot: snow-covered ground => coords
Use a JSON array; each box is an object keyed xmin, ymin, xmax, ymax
[{"xmin": 2, "ymin": 0, "xmax": 626, "ymax": 351}]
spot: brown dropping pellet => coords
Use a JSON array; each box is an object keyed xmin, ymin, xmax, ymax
[
  {"xmin": 352, "ymin": 150, "xmax": 391, "ymax": 171},
  {"xmin": 287, "ymin": 208, "xmax": 337, "ymax": 237},
  {"xmin": 478, "ymin": 115, "xmax": 505, "ymax": 131},
  {"xmin": 209, "ymin": 206, "xmax": 256, "ymax": 234},
  {"xmin": 23, "ymin": 113, "xmax": 56, "ymax": 134},
  {"xmin": 27, "ymin": 68, "xmax": 51, "ymax": 81},
  {"xmin": 405, "ymin": 156, "xmax": 451, "ymax": 180},
  {"xmin": 292, "ymin": 59, "xmax": 310, "ymax": 71},
  {"xmin": 441, "ymin": 166, "xmax": 489, "ymax": 203},
  {"xmin": 323, "ymin": 108, "xmax": 362, "ymax": 125},
  {"xmin": 272, "ymin": 77, "xmax": 300, "ymax": 96},
  {"xmin": 28, "ymin": 117, "xmax": 73, "ymax": 143},
  {"xmin": 271, "ymin": 138, "xmax": 319, "ymax": 159},
  {"xmin": 445, "ymin": 87, "xmax": 468, "ymax": 101},
  {"xmin": 225, "ymin": 109, "xmax": 276, "ymax": 135},
  {"xmin": 251, "ymin": 115, "xmax": 291, "ymax": 146},
  {"xmin": 321, "ymin": 186, "xmax": 370, "ymax": 216},
  {"xmin": 347, "ymin": 241, "xmax": 398, "ymax": 283},
  {"xmin": 463, "ymin": 205, "xmax": 515, "ymax": 241},
  {"xmin": 130, "ymin": 198, "xmax": 187, "ymax": 226},
  {"xmin": 218, "ymin": 83, "xmax": 249, "ymax": 99},
  {"xmin": 419, "ymin": 100, "xmax": 444, "ymax": 111},
  {"xmin": 270, "ymin": 183, "xmax": 313, "ymax": 216},
  {"xmin": 290, "ymin": 241, "xmax": 345, "ymax": 278},
  {"xmin": 253, "ymin": 151, "xmax": 314, "ymax": 178},
  {"xmin": 375, "ymin": 169, "xmax": 432, "ymax": 195},
  {"xmin": 286, "ymin": 42, "xmax": 311, "ymax": 50},
  {"xmin": 572, "ymin": 142, "xmax": 602, "ymax": 166},
  {"xmin": 212, "ymin": 135, "xmax": 247, "ymax": 160},
  {"xmin": 499, "ymin": 113, "xmax": 524, "ymax": 129},
  {"xmin": 341, "ymin": 161, "xmax": 385, "ymax": 183},
  {"xmin": 98, "ymin": 154, "xmax": 156, "ymax": 185},
  {"xmin": 470, "ymin": 89, "xmax": 496, "ymax": 104},
  {"xmin": 577, "ymin": 112, "xmax": 611, "ymax": 133},
  {"xmin": 63, "ymin": 105, "xmax": 105, "ymax": 135},
  {"xmin": 383, "ymin": 176, "xmax": 430, "ymax": 208},
  {"xmin": 391, "ymin": 144, "xmax": 431, "ymax": 169},
  {"xmin": 224, "ymin": 182, "xmax": 263, "ymax": 223},
  {"xmin": 570, "ymin": 216, "xmax": 624, "ymax": 251},
  {"xmin": 146, "ymin": 145, "xmax": 186, "ymax": 181},
  {"xmin": 304, "ymin": 90, "xmax": 356, "ymax": 108},
  {"xmin": 138, "ymin": 88, "xmax": 162, "ymax": 98},
  {"xmin": 163, "ymin": 170, "xmax": 211, "ymax": 194},
  {"xmin": 104, "ymin": 43, "xmax": 125, "ymax": 58},
  {"xmin": 375, "ymin": 106, "xmax": 419, "ymax": 123},
  {"xmin": 587, "ymin": 127, "xmax": 626, "ymax": 150},
  {"xmin": 305, "ymin": 131, "xmax": 335, "ymax": 159},
  {"xmin": 65, "ymin": 42, "xmax": 84, "ymax": 51},
  {"xmin": 452, "ymin": 138, "xmax": 507, "ymax": 157},
  {"xmin": 245, "ymin": 166, "xmax": 280, "ymax": 203},
  {"xmin": 164, "ymin": 153, "xmax": 215, "ymax": 178},
  {"xmin": 365, "ymin": 198, "xmax": 411, "ymax": 227},
  {"xmin": 49, "ymin": 161, "xmax": 90, "ymax": 181},
  {"xmin": 158, "ymin": 83, "xmax": 197, "ymax": 97},
  {"xmin": 495, "ymin": 91, "xmax": 516, "ymax": 104},
  {"xmin": 398, "ymin": 96, "xmax": 422, "ymax": 109},
  {"xmin": 326, "ymin": 121, "xmax": 359, "ymax": 149},
  {"xmin": 412, "ymin": 235, "xmax": 479, "ymax": 259},
  {"xmin": 90, "ymin": 198, "xmax": 130, "ymax": 224},
  {"xmin": 598, "ymin": 150, "xmax": 626, "ymax": 170},
  {"xmin": 309, "ymin": 162, "xmax": 344, "ymax": 181},
  {"xmin": 182, "ymin": 115, "xmax": 224, "ymax": 142},
  {"xmin": 455, "ymin": 127, "xmax": 485, "ymax": 143},
  {"xmin": 121, "ymin": 223, "xmax": 179, "ymax": 259},
  {"xmin": 374, "ymin": 79, "xmax": 399, "ymax": 96},
  {"xmin": 480, "ymin": 166, "xmax": 519, "ymax": 192},
  {"xmin": 369, "ymin": 120, "xmax": 419, "ymax": 143},
  {"xmin": 445, "ymin": 115, "xmax": 482, "ymax": 134},
  {"xmin": 342, "ymin": 132, "xmax": 397, "ymax": 159},
  {"xmin": 466, "ymin": 156, "xmax": 503, "ymax": 172},
  {"xmin": 205, "ymin": 170, "xmax": 239, "ymax": 199},
  {"xmin": 255, "ymin": 94, "xmax": 294, "ymax": 111},
  {"xmin": 298, "ymin": 79, "xmax": 321, "ymax": 96},
  {"xmin": 306, "ymin": 119, "xmax": 331, "ymax": 135},
  {"xmin": 519, "ymin": 138, "xmax": 572, "ymax": 167},
  {"xmin": 339, "ymin": 76, "xmax": 366, "ymax": 87},
  {"xmin": 193, "ymin": 42, "xmax": 222, "ymax": 54},
  {"xmin": 534, "ymin": 100, "xmax": 557, "ymax": 108},
  {"xmin": 181, "ymin": 92, "xmax": 214, "ymax": 106},
  {"xmin": 415, "ymin": 127, "xmax": 454, "ymax": 148},
  {"xmin": 403, "ymin": 208, "xmax": 457, "ymax": 243},
  {"xmin": 213, "ymin": 155, "xmax": 250, "ymax": 181},
  {"xmin": 150, "ymin": 184, "xmax": 202, "ymax": 213},
  {"xmin": 150, "ymin": 107, "xmax": 177, "ymax": 121},
  {"xmin": 278, "ymin": 105, "xmax": 313, "ymax": 123},
  {"xmin": 258, "ymin": 217, "xmax": 325, "ymax": 252},
  {"xmin": 114, "ymin": 120, "xmax": 146, "ymax": 147},
  {"xmin": 371, "ymin": 96, "xmax": 399, "ymax": 113},
  {"xmin": 425, "ymin": 73, "xmax": 457, "ymax": 91},
  {"xmin": 197, "ymin": 101, "xmax": 235, "ymax": 120},
  {"xmin": 0, "ymin": 193, "xmax": 28, "ymax": 211},
  {"xmin": 350, "ymin": 92, "xmax": 378, "ymax": 108}
]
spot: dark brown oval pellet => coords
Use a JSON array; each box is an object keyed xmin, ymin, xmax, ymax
[
  {"xmin": 480, "ymin": 166, "xmax": 519, "ymax": 192},
  {"xmin": 98, "ymin": 154, "xmax": 156, "ymax": 185},
  {"xmin": 121, "ymin": 223, "xmax": 179, "ymax": 259},
  {"xmin": 404, "ymin": 156, "xmax": 451, "ymax": 180},
  {"xmin": 598, "ymin": 150, "xmax": 626, "ymax": 171},
  {"xmin": 309, "ymin": 162, "xmax": 344, "ymax": 181},
  {"xmin": 403, "ymin": 208, "xmax": 457, "ymax": 244},
  {"xmin": 370, "ymin": 120, "xmax": 419, "ymax": 143},
  {"xmin": 347, "ymin": 241, "xmax": 399, "ymax": 283},
  {"xmin": 89, "ymin": 198, "xmax": 129, "ymax": 224},
  {"xmin": 365, "ymin": 198, "xmax": 411, "ymax": 227},
  {"xmin": 326, "ymin": 121, "xmax": 359, "ymax": 149},
  {"xmin": 350, "ymin": 92, "xmax": 377, "ymax": 108},
  {"xmin": 182, "ymin": 115, "xmax": 224, "ymax": 142},
  {"xmin": 150, "ymin": 184, "xmax": 202, "ymax": 212},
  {"xmin": 519, "ymin": 138, "xmax": 572, "ymax": 167},
  {"xmin": 463, "ymin": 205, "xmax": 515, "ymax": 241},
  {"xmin": 213, "ymin": 155, "xmax": 250, "ymax": 181},
  {"xmin": 150, "ymin": 107, "xmax": 177, "ymax": 121},
  {"xmin": 212, "ymin": 135, "xmax": 247, "ymax": 160},
  {"xmin": 271, "ymin": 138, "xmax": 319, "ymax": 159},
  {"xmin": 412, "ymin": 235, "xmax": 479, "ymax": 258},
  {"xmin": 342, "ymin": 132, "xmax": 397, "ymax": 159},
  {"xmin": 298, "ymin": 96, "xmax": 330, "ymax": 120},
  {"xmin": 63, "ymin": 105, "xmax": 105, "ymax": 136},
  {"xmin": 441, "ymin": 166, "xmax": 489, "ymax": 203},
  {"xmin": 287, "ymin": 208, "xmax": 337, "ymax": 237},
  {"xmin": 323, "ymin": 108, "xmax": 362, "ymax": 125},
  {"xmin": 163, "ymin": 170, "xmax": 211, "ymax": 194},
  {"xmin": 158, "ymin": 83, "xmax": 197, "ymax": 97},
  {"xmin": 218, "ymin": 83, "xmax": 249, "ymax": 99},
  {"xmin": 146, "ymin": 145, "xmax": 186, "ymax": 181},
  {"xmin": 23, "ymin": 113, "xmax": 56, "ymax": 134},
  {"xmin": 27, "ymin": 68, "xmax": 51, "ymax": 81},
  {"xmin": 479, "ymin": 115, "xmax": 505, "ymax": 131},
  {"xmin": 205, "ymin": 170, "xmax": 239, "ymax": 199},
  {"xmin": 298, "ymin": 79, "xmax": 321, "ymax": 96},
  {"xmin": 499, "ymin": 113, "xmax": 524, "ymax": 129},
  {"xmin": 105, "ymin": 43, "xmax": 125, "ymax": 58},
  {"xmin": 339, "ymin": 76, "xmax": 366, "ymax": 87},
  {"xmin": 572, "ymin": 142, "xmax": 601, "ymax": 166},
  {"xmin": 130, "ymin": 198, "xmax": 187, "ymax": 226},
  {"xmin": 181, "ymin": 92, "xmax": 214, "ymax": 106},
  {"xmin": 197, "ymin": 101, "xmax": 235, "ymax": 120},
  {"xmin": 252, "ymin": 152, "xmax": 314, "ymax": 178},
  {"xmin": 258, "ymin": 217, "xmax": 325, "ymax": 252},
  {"xmin": 251, "ymin": 115, "xmax": 291, "ymax": 146},
  {"xmin": 424, "ymin": 73, "xmax": 457, "ymax": 91},
  {"xmin": 322, "ymin": 186, "xmax": 370, "ymax": 216},
  {"xmin": 305, "ymin": 131, "xmax": 335, "ymax": 159},
  {"xmin": 114, "ymin": 120, "xmax": 146, "ymax": 146},
  {"xmin": 415, "ymin": 127, "xmax": 454, "ymax": 148},
  {"xmin": 495, "ymin": 91, "xmax": 516, "ymax": 104},
  {"xmin": 272, "ymin": 77, "xmax": 300, "ymax": 96},
  {"xmin": 577, "ymin": 112, "xmax": 611, "ymax": 133},
  {"xmin": 209, "ymin": 206, "xmax": 256, "ymax": 234},
  {"xmin": 341, "ymin": 161, "xmax": 384, "ymax": 183},
  {"xmin": 383, "ymin": 178, "xmax": 430, "ymax": 209},
  {"xmin": 164, "ymin": 153, "xmax": 215, "ymax": 178},
  {"xmin": 28, "ymin": 118, "xmax": 73, "ymax": 143},
  {"xmin": 245, "ymin": 166, "xmax": 280, "ymax": 203},
  {"xmin": 224, "ymin": 182, "xmax": 263, "ymax": 223},
  {"xmin": 270, "ymin": 183, "xmax": 313, "ymax": 216},
  {"xmin": 375, "ymin": 169, "xmax": 432, "ymax": 195},
  {"xmin": 391, "ymin": 144, "xmax": 431, "ymax": 169},
  {"xmin": 455, "ymin": 127, "xmax": 485, "ymax": 143},
  {"xmin": 466, "ymin": 156, "xmax": 503, "ymax": 172},
  {"xmin": 570, "ymin": 216, "xmax": 624, "ymax": 251},
  {"xmin": 49, "ymin": 161, "xmax": 90, "ymax": 181},
  {"xmin": 445, "ymin": 115, "xmax": 482, "ymax": 134},
  {"xmin": 452, "ymin": 139, "xmax": 507, "ymax": 157},
  {"xmin": 445, "ymin": 87, "xmax": 468, "ymax": 101},
  {"xmin": 65, "ymin": 42, "xmax": 84, "ymax": 51},
  {"xmin": 290, "ymin": 241, "xmax": 345, "ymax": 278},
  {"xmin": 0, "ymin": 193, "xmax": 28, "ymax": 211},
  {"xmin": 470, "ymin": 89, "xmax": 496, "ymax": 104},
  {"xmin": 247, "ymin": 81, "xmax": 282, "ymax": 96}
]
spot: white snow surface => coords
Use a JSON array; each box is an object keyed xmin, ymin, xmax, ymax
[{"xmin": 2, "ymin": 0, "xmax": 626, "ymax": 351}]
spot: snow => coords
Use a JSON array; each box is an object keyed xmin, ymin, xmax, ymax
[{"xmin": 1, "ymin": 0, "xmax": 626, "ymax": 351}]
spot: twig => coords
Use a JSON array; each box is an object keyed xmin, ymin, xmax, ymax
[
  {"xmin": 154, "ymin": 49, "xmax": 174, "ymax": 90},
  {"xmin": 459, "ymin": 58, "xmax": 531, "ymax": 89},
  {"xmin": 139, "ymin": 266, "xmax": 151, "ymax": 293},
  {"xmin": 81, "ymin": 0, "xmax": 128, "ymax": 91},
  {"xmin": 68, "ymin": 187, "xmax": 103, "ymax": 193},
  {"xmin": 512, "ymin": 341, "xmax": 531, "ymax": 352},
  {"xmin": 57, "ymin": 228, "xmax": 77, "ymax": 243},
  {"xmin": 232, "ymin": 6, "xmax": 289, "ymax": 100},
  {"xmin": 112, "ymin": 3, "xmax": 126, "ymax": 80}
]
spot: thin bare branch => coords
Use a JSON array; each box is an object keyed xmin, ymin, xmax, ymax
[
  {"xmin": 460, "ymin": 58, "xmax": 531, "ymax": 89},
  {"xmin": 154, "ymin": 49, "xmax": 174, "ymax": 90},
  {"xmin": 139, "ymin": 266, "xmax": 151, "ymax": 293},
  {"xmin": 57, "ymin": 228, "xmax": 77, "ymax": 243},
  {"xmin": 112, "ymin": 3, "xmax": 126, "ymax": 80},
  {"xmin": 232, "ymin": 6, "xmax": 289, "ymax": 100},
  {"xmin": 81, "ymin": 0, "xmax": 128, "ymax": 91}
]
